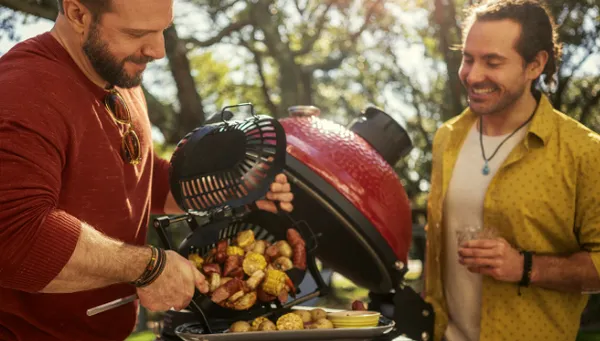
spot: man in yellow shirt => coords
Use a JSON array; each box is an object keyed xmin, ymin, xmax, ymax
[{"xmin": 424, "ymin": 1, "xmax": 600, "ymax": 340}]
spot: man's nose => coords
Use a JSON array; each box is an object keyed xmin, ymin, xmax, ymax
[
  {"xmin": 466, "ymin": 63, "xmax": 486, "ymax": 85},
  {"xmin": 142, "ymin": 33, "xmax": 166, "ymax": 61}
]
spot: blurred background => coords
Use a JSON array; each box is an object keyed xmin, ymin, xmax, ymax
[{"xmin": 1, "ymin": 0, "xmax": 598, "ymax": 340}]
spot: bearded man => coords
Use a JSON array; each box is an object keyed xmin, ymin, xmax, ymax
[{"xmin": 0, "ymin": 1, "xmax": 293, "ymax": 340}]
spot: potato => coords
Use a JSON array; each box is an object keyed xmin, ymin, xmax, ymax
[
  {"xmin": 251, "ymin": 317, "xmax": 270, "ymax": 331},
  {"xmin": 229, "ymin": 321, "xmax": 251, "ymax": 333},
  {"xmin": 292, "ymin": 310, "xmax": 312, "ymax": 324},
  {"xmin": 275, "ymin": 241, "xmax": 293, "ymax": 258},
  {"xmin": 252, "ymin": 240, "xmax": 267, "ymax": 255},
  {"xmin": 310, "ymin": 308, "xmax": 327, "ymax": 321},
  {"xmin": 258, "ymin": 320, "xmax": 277, "ymax": 331},
  {"xmin": 311, "ymin": 318, "xmax": 334, "ymax": 329}
]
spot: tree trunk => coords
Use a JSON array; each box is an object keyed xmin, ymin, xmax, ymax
[
  {"xmin": 162, "ymin": 25, "xmax": 206, "ymax": 142},
  {"xmin": 434, "ymin": 0, "xmax": 465, "ymax": 120}
]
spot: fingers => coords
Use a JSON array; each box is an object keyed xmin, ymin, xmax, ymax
[
  {"xmin": 266, "ymin": 191, "xmax": 293, "ymax": 203},
  {"xmin": 275, "ymin": 173, "xmax": 287, "ymax": 184},
  {"xmin": 459, "ymin": 256, "xmax": 500, "ymax": 268},
  {"xmin": 270, "ymin": 182, "xmax": 291, "ymax": 193},
  {"xmin": 254, "ymin": 200, "xmax": 294, "ymax": 213},
  {"xmin": 458, "ymin": 247, "xmax": 499, "ymax": 258},
  {"xmin": 463, "ymin": 239, "xmax": 500, "ymax": 249},
  {"xmin": 193, "ymin": 267, "xmax": 209, "ymax": 294}
]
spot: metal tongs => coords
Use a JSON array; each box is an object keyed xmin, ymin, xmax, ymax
[{"xmin": 87, "ymin": 294, "xmax": 138, "ymax": 316}]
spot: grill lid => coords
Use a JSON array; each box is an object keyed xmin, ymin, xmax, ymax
[{"xmin": 279, "ymin": 109, "xmax": 413, "ymax": 293}]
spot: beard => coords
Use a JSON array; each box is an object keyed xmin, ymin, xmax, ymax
[
  {"xmin": 465, "ymin": 80, "xmax": 527, "ymax": 117},
  {"xmin": 82, "ymin": 21, "xmax": 154, "ymax": 88}
]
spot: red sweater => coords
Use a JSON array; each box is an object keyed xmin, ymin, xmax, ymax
[{"xmin": 0, "ymin": 33, "xmax": 171, "ymax": 340}]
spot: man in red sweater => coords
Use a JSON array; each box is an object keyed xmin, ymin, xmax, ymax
[{"xmin": 0, "ymin": 0, "xmax": 294, "ymax": 340}]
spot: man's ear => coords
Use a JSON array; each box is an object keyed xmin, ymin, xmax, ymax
[
  {"xmin": 527, "ymin": 50, "xmax": 549, "ymax": 81},
  {"xmin": 62, "ymin": 0, "xmax": 94, "ymax": 36}
]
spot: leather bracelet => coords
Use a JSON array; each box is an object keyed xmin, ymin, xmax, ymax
[
  {"xmin": 518, "ymin": 250, "xmax": 533, "ymax": 295},
  {"xmin": 130, "ymin": 246, "xmax": 166, "ymax": 288}
]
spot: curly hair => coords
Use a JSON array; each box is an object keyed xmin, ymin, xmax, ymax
[
  {"xmin": 57, "ymin": 0, "xmax": 112, "ymax": 18},
  {"xmin": 462, "ymin": 0, "xmax": 563, "ymax": 90}
]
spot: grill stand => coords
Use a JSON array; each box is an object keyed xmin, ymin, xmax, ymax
[{"xmin": 367, "ymin": 262, "xmax": 435, "ymax": 341}]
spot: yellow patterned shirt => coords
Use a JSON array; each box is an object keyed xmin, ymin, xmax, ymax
[{"xmin": 424, "ymin": 94, "xmax": 600, "ymax": 341}]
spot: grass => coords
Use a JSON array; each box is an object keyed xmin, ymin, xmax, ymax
[{"xmin": 125, "ymin": 331, "xmax": 155, "ymax": 341}]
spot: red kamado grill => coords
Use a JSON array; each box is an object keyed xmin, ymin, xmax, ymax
[{"xmin": 152, "ymin": 104, "xmax": 434, "ymax": 341}]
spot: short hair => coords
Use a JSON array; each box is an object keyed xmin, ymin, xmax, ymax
[
  {"xmin": 462, "ymin": 0, "xmax": 562, "ymax": 89},
  {"xmin": 57, "ymin": 0, "xmax": 112, "ymax": 17}
]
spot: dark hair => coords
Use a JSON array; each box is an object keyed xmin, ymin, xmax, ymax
[
  {"xmin": 462, "ymin": 0, "xmax": 562, "ymax": 90},
  {"xmin": 57, "ymin": 0, "xmax": 112, "ymax": 18}
]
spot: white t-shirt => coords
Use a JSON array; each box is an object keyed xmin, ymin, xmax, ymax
[{"xmin": 443, "ymin": 121, "xmax": 529, "ymax": 341}]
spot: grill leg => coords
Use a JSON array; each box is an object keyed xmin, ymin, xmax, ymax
[{"xmin": 369, "ymin": 288, "xmax": 435, "ymax": 341}]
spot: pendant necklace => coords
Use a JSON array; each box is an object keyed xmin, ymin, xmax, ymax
[{"xmin": 479, "ymin": 110, "xmax": 536, "ymax": 176}]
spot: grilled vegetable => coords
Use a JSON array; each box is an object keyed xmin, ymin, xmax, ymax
[
  {"xmin": 276, "ymin": 313, "xmax": 304, "ymax": 330},
  {"xmin": 232, "ymin": 291, "xmax": 257, "ymax": 310},
  {"xmin": 258, "ymin": 320, "xmax": 276, "ymax": 331},
  {"xmin": 188, "ymin": 253, "xmax": 204, "ymax": 270},
  {"xmin": 293, "ymin": 310, "xmax": 312, "ymax": 324},
  {"xmin": 310, "ymin": 308, "xmax": 327, "ymax": 321},
  {"xmin": 242, "ymin": 252, "xmax": 267, "ymax": 276},
  {"xmin": 228, "ymin": 290, "xmax": 245, "ymax": 303},
  {"xmin": 308, "ymin": 318, "xmax": 334, "ymax": 329},
  {"xmin": 262, "ymin": 269, "xmax": 286, "ymax": 296},
  {"xmin": 237, "ymin": 230, "xmax": 255, "ymax": 248},
  {"xmin": 274, "ymin": 241, "xmax": 293, "ymax": 258},
  {"xmin": 251, "ymin": 317, "xmax": 270, "ymax": 331},
  {"xmin": 229, "ymin": 321, "xmax": 251, "ymax": 333},
  {"xmin": 272, "ymin": 257, "xmax": 293, "ymax": 271},
  {"xmin": 252, "ymin": 240, "xmax": 267, "ymax": 255},
  {"xmin": 246, "ymin": 269, "xmax": 265, "ymax": 290},
  {"xmin": 209, "ymin": 273, "xmax": 221, "ymax": 292},
  {"xmin": 226, "ymin": 246, "xmax": 244, "ymax": 256}
]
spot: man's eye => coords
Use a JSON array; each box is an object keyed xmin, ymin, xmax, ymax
[
  {"xmin": 127, "ymin": 32, "xmax": 146, "ymax": 38},
  {"xmin": 488, "ymin": 63, "xmax": 501, "ymax": 68}
]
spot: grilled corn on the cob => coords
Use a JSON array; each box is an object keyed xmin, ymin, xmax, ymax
[{"xmin": 262, "ymin": 269, "xmax": 286, "ymax": 296}]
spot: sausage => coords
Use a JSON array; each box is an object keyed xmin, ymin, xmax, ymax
[
  {"xmin": 223, "ymin": 255, "xmax": 242, "ymax": 276},
  {"xmin": 203, "ymin": 263, "xmax": 222, "ymax": 276},
  {"xmin": 216, "ymin": 252, "xmax": 227, "ymax": 264},
  {"xmin": 266, "ymin": 244, "xmax": 279, "ymax": 258},
  {"xmin": 286, "ymin": 229, "xmax": 305, "ymax": 247},
  {"xmin": 292, "ymin": 244, "xmax": 306, "ymax": 270},
  {"xmin": 214, "ymin": 241, "xmax": 228, "ymax": 264},
  {"xmin": 229, "ymin": 267, "xmax": 244, "ymax": 279},
  {"xmin": 352, "ymin": 300, "xmax": 367, "ymax": 311},
  {"xmin": 211, "ymin": 278, "xmax": 244, "ymax": 303},
  {"xmin": 256, "ymin": 287, "xmax": 276, "ymax": 303}
]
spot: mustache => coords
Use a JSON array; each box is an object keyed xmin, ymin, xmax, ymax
[{"xmin": 123, "ymin": 55, "xmax": 155, "ymax": 65}]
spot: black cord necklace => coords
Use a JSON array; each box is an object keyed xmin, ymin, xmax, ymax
[{"xmin": 479, "ymin": 109, "xmax": 536, "ymax": 175}]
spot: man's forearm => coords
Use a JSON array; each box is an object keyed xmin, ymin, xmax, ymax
[
  {"xmin": 41, "ymin": 222, "xmax": 151, "ymax": 293},
  {"xmin": 531, "ymin": 251, "xmax": 600, "ymax": 292}
]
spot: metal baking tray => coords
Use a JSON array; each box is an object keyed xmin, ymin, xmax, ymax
[{"xmin": 175, "ymin": 317, "xmax": 395, "ymax": 341}]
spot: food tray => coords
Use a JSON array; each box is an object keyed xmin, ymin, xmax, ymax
[{"xmin": 174, "ymin": 317, "xmax": 395, "ymax": 341}]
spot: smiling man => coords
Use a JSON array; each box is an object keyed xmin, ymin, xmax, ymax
[
  {"xmin": 424, "ymin": 1, "xmax": 600, "ymax": 341},
  {"xmin": 0, "ymin": 1, "xmax": 293, "ymax": 340}
]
